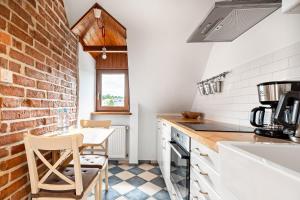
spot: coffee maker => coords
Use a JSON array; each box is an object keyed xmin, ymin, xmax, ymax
[
  {"xmin": 250, "ymin": 81, "xmax": 300, "ymax": 139},
  {"xmin": 275, "ymin": 88, "xmax": 300, "ymax": 142}
]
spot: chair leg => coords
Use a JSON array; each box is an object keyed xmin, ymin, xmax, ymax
[
  {"xmin": 99, "ymin": 172, "xmax": 103, "ymax": 200},
  {"xmin": 105, "ymin": 165, "xmax": 109, "ymax": 191},
  {"xmin": 95, "ymin": 179, "xmax": 100, "ymax": 200}
]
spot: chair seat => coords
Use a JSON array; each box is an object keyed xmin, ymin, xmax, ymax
[
  {"xmin": 69, "ymin": 154, "xmax": 108, "ymax": 169},
  {"xmin": 31, "ymin": 167, "xmax": 99, "ymax": 199}
]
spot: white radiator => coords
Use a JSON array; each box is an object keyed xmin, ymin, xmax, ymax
[{"xmin": 108, "ymin": 126, "xmax": 127, "ymax": 159}]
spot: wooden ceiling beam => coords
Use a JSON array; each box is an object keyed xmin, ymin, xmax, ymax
[{"xmin": 83, "ymin": 45, "xmax": 128, "ymax": 52}]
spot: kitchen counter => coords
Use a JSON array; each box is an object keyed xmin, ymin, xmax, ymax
[{"xmin": 158, "ymin": 115, "xmax": 289, "ymax": 152}]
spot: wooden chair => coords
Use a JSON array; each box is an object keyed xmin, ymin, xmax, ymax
[
  {"xmin": 70, "ymin": 120, "xmax": 111, "ymax": 199},
  {"xmin": 24, "ymin": 133, "xmax": 101, "ymax": 200}
]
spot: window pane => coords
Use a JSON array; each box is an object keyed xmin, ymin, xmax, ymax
[{"xmin": 101, "ymin": 74, "xmax": 125, "ymax": 107}]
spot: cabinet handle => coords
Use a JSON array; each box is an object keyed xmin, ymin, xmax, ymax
[
  {"xmin": 194, "ymin": 148, "xmax": 209, "ymax": 157},
  {"xmin": 193, "ymin": 164, "xmax": 208, "ymax": 176},
  {"xmin": 192, "ymin": 196, "xmax": 198, "ymax": 200}
]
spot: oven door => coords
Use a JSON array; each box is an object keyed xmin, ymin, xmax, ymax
[{"xmin": 169, "ymin": 141, "xmax": 190, "ymax": 200}]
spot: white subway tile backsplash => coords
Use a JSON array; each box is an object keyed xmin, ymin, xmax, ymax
[{"xmin": 192, "ymin": 41, "xmax": 300, "ymax": 127}]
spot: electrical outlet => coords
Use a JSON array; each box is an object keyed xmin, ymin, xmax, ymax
[{"xmin": 0, "ymin": 68, "xmax": 13, "ymax": 84}]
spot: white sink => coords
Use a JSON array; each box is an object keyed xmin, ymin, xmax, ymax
[{"xmin": 218, "ymin": 142, "xmax": 300, "ymax": 200}]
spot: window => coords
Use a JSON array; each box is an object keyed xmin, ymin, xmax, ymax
[{"xmin": 96, "ymin": 70, "xmax": 129, "ymax": 112}]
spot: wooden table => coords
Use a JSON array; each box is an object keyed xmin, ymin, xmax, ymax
[{"xmin": 45, "ymin": 128, "xmax": 115, "ymax": 164}]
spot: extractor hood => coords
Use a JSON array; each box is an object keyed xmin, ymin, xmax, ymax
[{"xmin": 187, "ymin": 0, "xmax": 281, "ymax": 42}]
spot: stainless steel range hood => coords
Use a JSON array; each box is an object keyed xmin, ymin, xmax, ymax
[{"xmin": 187, "ymin": 0, "xmax": 281, "ymax": 42}]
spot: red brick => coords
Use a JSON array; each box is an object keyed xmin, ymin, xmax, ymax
[
  {"xmin": 0, "ymin": 4, "xmax": 10, "ymax": 20},
  {"xmin": 35, "ymin": 42, "xmax": 51, "ymax": 57},
  {"xmin": 46, "ymin": 74, "xmax": 60, "ymax": 84},
  {"xmin": 41, "ymin": 100, "xmax": 54, "ymax": 107},
  {"xmin": 10, "ymin": 164, "xmax": 28, "ymax": 181},
  {"xmin": 0, "ymin": 97, "xmax": 21, "ymax": 108},
  {"xmin": 25, "ymin": 2, "xmax": 45, "ymax": 28},
  {"xmin": 0, "ymin": 31, "xmax": 11, "ymax": 45},
  {"xmin": 0, "ymin": 132, "xmax": 24, "ymax": 146},
  {"xmin": 47, "ymin": 91, "xmax": 60, "ymax": 99},
  {"xmin": 10, "ymin": 120, "xmax": 35, "ymax": 132},
  {"xmin": 22, "ymin": 99, "xmax": 41, "ymax": 107},
  {"xmin": 36, "ymin": 61, "xmax": 52, "ymax": 74},
  {"xmin": 29, "ymin": 29, "xmax": 48, "ymax": 46},
  {"xmin": 27, "ymin": 0, "xmax": 37, "ymax": 8},
  {"xmin": 1, "ymin": 110, "xmax": 30, "ymax": 120},
  {"xmin": 9, "ymin": 61, "xmax": 21, "ymax": 73},
  {"xmin": 13, "ymin": 74, "xmax": 35, "ymax": 87},
  {"xmin": 12, "ymin": 38, "xmax": 22, "ymax": 51},
  {"xmin": 45, "ymin": 4, "xmax": 59, "ymax": 23},
  {"xmin": 0, "ymin": 57, "xmax": 8, "ymax": 68},
  {"xmin": 30, "ymin": 126, "xmax": 49, "ymax": 135},
  {"xmin": 0, "ymin": 174, "xmax": 9, "ymax": 187},
  {"xmin": 50, "ymin": 43, "xmax": 62, "ymax": 56},
  {"xmin": 8, "ymin": 23, "xmax": 33, "ymax": 45},
  {"xmin": 25, "ymin": 67, "xmax": 46, "ymax": 80},
  {"xmin": 25, "ymin": 45, "xmax": 45, "ymax": 62},
  {"xmin": 0, "ymin": 43, "xmax": 6, "ymax": 54},
  {"xmin": 9, "ymin": 49, "xmax": 34, "ymax": 66},
  {"xmin": 0, "ymin": 176, "xmax": 28, "ymax": 199},
  {"xmin": 11, "ymin": 144, "xmax": 25, "ymax": 155},
  {"xmin": 0, "ymin": 17, "xmax": 6, "ymax": 30},
  {"xmin": 11, "ymin": 184, "xmax": 31, "ymax": 200},
  {"xmin": 0, "ymin": 85, "xmax": 24, "ymax": 97},
  {"xmin": 11, "ymin": 13, "xmax": 28, "ymax": 31},
  {"xmin": 37, "ymin": 81, "xmax": 54, "ymax": 91},
  {"xmin": 0, "ymin": 123, "xmax": 8, "ymax": 133},
  {"xmin": 8, "ymin": 0, "xmax": 33, "ymax": 25},
  {"xmin": 0, "ymin": 153, "xmax": 27, "ymax": 171},
  {"xmin": 26, "ymin": 89, "xmax": 46, "ymax": 98},
  {"xmin": 0, "ymin": 148, "xmax": 9, "ymax": 158},
  {"xmin": 36, "ymin": 118, "xmax": 46, "ymax": 126},
  {"xmin": 31, "ymin": 109, "xmax": 50, "ymax": 118}
]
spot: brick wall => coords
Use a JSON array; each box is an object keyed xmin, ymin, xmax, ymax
[
  {"xmin": 0, "ymin": 0, "xmax": 78, "ymax": 199},
  {"xmin": 192, "ymin": 42, "xmax": 300, "ymax": 127}
]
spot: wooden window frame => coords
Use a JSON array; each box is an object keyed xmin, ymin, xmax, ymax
[{"xmin": 96, "ymin": 69, "xmax": 130, "ymax": 112}]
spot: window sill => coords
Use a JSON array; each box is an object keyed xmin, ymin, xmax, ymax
[{"xmin": 91, "ymin": 112, "xmax": 132, "ymax": 116}]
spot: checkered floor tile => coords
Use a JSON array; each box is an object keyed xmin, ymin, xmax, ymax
[{"xmin": 88, "ymin": 163, "xmax": 170, "ymax": 200}]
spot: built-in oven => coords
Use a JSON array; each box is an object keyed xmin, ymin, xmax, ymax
[{"xmin": 170, "ymin": 127, "xmax": 190, "ymax": 200}]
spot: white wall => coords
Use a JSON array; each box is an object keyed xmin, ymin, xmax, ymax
[
  {"xmin": 192, "ymin": 10, "xmax": 300, "ymax": 126},
  {"xmin": 202, "ymin": 10, "xmax": 300, "ymax": 79},
  {"xmin": 64, "ymin": 0, "xmax": 213, "ymax": 160},
  {"xmin": 78, "ymin": 44, "xmax": 96, "ymax": 122}
]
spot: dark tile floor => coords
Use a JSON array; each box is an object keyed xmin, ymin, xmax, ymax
[{"xmin": 88, "ymin": 162, "xmax": 171, "ymax": 200}]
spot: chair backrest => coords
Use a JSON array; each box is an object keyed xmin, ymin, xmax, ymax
[
  {"xmin": 80, "ymin": 120, "xmax": 111, "ymax": 128},
  {"xmin": 24, "ymin": 133, "xmax": 84, "ymax": 196}
]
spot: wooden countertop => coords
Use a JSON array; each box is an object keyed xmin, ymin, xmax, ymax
[{"xmin": 158, "ymin": 115, "xmax": 289, "ymax": 152}]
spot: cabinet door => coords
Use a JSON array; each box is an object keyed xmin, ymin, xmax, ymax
[
  {"xmin": 157, "ymin": 120, "xmax": 163, "ymax": 171},
  {"xmin": 162, "ymin": 122, "xmax": 172, "ymax": 188}
]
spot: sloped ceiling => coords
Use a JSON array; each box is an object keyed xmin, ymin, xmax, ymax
[
  {"xmin": 71, "ymin": 3, "xmax": 127, "ymax": 58},
  {"xmin": 64, "ymin": 0, "xmax": 214, "ymax": 159}
]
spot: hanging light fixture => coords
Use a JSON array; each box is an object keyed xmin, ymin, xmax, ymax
[
  {"xmin": 94, "ymin": 8, "xmax": 107, "ymax": 60},
  {"xmin": 102, "ymin": 47, "xmax": 107, "ymax": 60}
]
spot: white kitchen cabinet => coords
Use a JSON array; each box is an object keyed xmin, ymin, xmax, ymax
[
  {"xmin": 156, "ymin": 119, "xmax": 163, "ymax": 173},
  {"xmin": 161, "ymin": 121, "xmax": 171, "ymax": 189},
  {"xmin": 156, "ymin": 120, "xmax": 172, "ymax": 193},
  {"xmin": 190, "ymin": 139, "xmax": 238, "ymax": 200}
]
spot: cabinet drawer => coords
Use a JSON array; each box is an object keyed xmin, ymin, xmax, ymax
[
  {"xmin": 191, "ymin": 139, "xmax": 220, "ymax": 172},
  {"xmin": 191, "ymin": 168, "xmax": 222, "ymax": 200},
  {"xmin": 191, "ymin": 152, "xmax": 221, "ymax": 194}
]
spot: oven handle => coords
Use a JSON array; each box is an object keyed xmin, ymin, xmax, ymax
[{"xmin": 169, "ymin": 141, "xmax": 190, "ymax": 159}]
